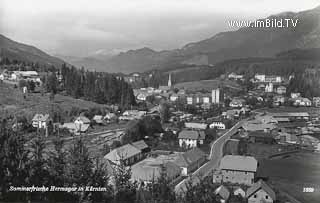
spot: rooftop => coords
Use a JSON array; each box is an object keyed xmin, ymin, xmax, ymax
[
  {"xmin": 246, "ymin": 180, "xmax": 276, "ymax": 200},
  {"xmin": 220, "ymin": 155, "xmax": 257, "ymax": 172},
  {"xmin": 175, "ymin": 148, "xmax": 206, "ymax": 167}
]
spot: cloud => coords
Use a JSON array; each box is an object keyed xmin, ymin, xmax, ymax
[
  {"xmin": 1, "ymin": 0, "xmax": 319, "ymax": 56},
  {"xmin": 180, "ymin": 23, "xmax": 210, "ymax": 31}
]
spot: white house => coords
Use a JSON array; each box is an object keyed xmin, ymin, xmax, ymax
[
  {"xmin": 186, "ymin": 96, "xmax": 193, "ymax": 105},
  {"xmin": 170, "ymin": 94, "xmax": 179, "ymax": 102},
  {"xmin": 229, "ymin": 98, "xmax": 245, "ymax": 108},
  {"xmin": 246, "ymin": 180, "xmax": 276, "ymax": 203},
  {"xmin": 293, "ymin": 97, "xmax": 312, "ymax": 107},
  {"xmin": 228, "ymin": 72, "xmax": 243, "ymax": 80},
  {"xmin": 254, "ymin": 74, "xmax": 265, "ymax": 82},
  {"xmin": 178, "ymin": 130, "xmax": 206, "ymax": 148},
  {"xmin": 209, "ymin": 121, "xmax": 226, "ymax": 129},
  {"xmin": 290, "ymin": 92, "xmax": 301, "ymax": 99},
  {"xmin": 32, "ymin": 114, "xmax": 50, "ymax": 129},
  {"xmin": 265, "ymin": 83, "xmax": 273, "ymax": 93}
]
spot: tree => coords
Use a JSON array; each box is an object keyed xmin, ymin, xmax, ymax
[
  {"xmin": 47, "ymin": 136, "xmax": 69, "ymax": 202},
  {"xmin": 0, "ymin": 120, "xmax": 29, "ymax": 202},
  {"xmin": 113, "ymin": 158, "xmax": 136, "ymax": 203},
  {"xmin": 67, "ymin": 138, "xmax": 93, "ymax": 202},
  {"xmin": 159, "ymin": 101, "xmax": 170, "ymax": 124}
]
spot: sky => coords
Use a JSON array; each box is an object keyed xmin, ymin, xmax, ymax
[{"xmin": 1, "ymin": 0, "xmax": 319, "ymax": 57}]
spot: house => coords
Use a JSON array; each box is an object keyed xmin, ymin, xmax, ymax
[
  {"xmin": 229, "ymin": 98, "xmax": 245, "ymax": 108},
  {"xmin": 60, "ymin": 122, "xmax": 89, "ymax": 134},
  {"xmin": 92, "ymin": 115, "xmax": 104, "ymax": 124},
  {"xmin": 248, "ymin": 131, "xmax": 276, "ymax": 144},
  {"xmin": 217, "ymin": 155, "xmax": 258, "ymax": 186},
  {"xmin": 32, "ymin": 114, "xmax": 50, "ymax": 129},
  {"xmin": 265, "ymin": 75, "xmax": 282, "ymax": 83},
  {"xmin": 74, "ymin": 116, "xmax": 90, "ymax": 131},
  {"xmin": 75, "ymin": 116, "xmax": 91, "ymax": 125},
  {"xmin": 186, "ymin": 96, "xmax": 193, "ymax": 105},
  {"xmin": 104, "ymin": 113, "xmax": 117, "ymax": 122},
  {"xmin": 276, "ymin": 86, "xmax": 286, "ymax": 94},
  {"xmin": 293, "ymin": 97, "xmax": 312, "ymax": 107},
  {"xmin": 209, "ymin": 121, "xmax": 226, "ymax": 129},
  {"xmin": 254, "ymin": 115, "xmax": 278, "ymax": 124},
  {"xmin": 222, "ymin": 109, "xmax": 240, "ymax": 119},
  {"xmin": 246, "ymin": 180, "xmax": 276, "ymax": 203},
  {"xmin": 228, "ymin": 72, "xmax": 243, "ymax": 80},
  {"xmin": 233, "ymin": 187, "xmax": 246, "ymax": 198},
  {"xmin": 290, "ymin": 92, "xmax": 301, "ymax": 99},
  {"xmin": 131, "ymin": 160, "xmax": 181, "ymax": 183},
  {"xmin": 214, "ymin": 185, "xmax": 230, "ymax": 203},
  {"xmin": 104, "ymin": 144, "xmax": 142, "ymax": 166},
  {"xmin": 137, "ymin": 93, "xmax": 149, "ymax": 101},
  {"xmin": 265, "ymin": 83, "xmax": 273, "ymax": 93},
  {"xmin": 175, "ymin": 148, "xmax": 206, "ymax": 176},
  {"xmin": 184, "ymin": 122, "xmax": 208, "ymax": 130},
  {"xmin": 131, "ymin": 140, "xmax": 150, "ymax": 154},
  {"xmin": 273, "ymin": 95, "xmax": 285, "ymax": 106},
  {"xmin": 313, "ymin": 97, "xmax": 320, "ymax": 107},
  {"xmin": 269, "ymin": 112, "xmax": 310, "ymax": 121},
  {"xmin": 119, "ymin": 110, "xmax": 146, "ymax": 120},
  {"xmin": 254, "ymin": 74, "xmax": 265, "ymax": 82},
  {"xmin": 277, "ymin": 132, "xmax": 298, "ymax": 144},
  {"xmin": 178, "ymin": 130, "xmax": 206, "ymax": 148},
  {"xmin": 170, "ymin": 94, "xmax": 179, "ymax": 102}
]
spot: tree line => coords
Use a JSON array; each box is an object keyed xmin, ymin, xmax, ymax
[{"xmin": 43, "ymin": 64, "xmax": 136, "ymax": 109}]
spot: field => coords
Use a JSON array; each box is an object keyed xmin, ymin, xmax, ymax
[
  {"xmin": 174, "ymin": 79, "xmax": 242, "ymax": 92},
  {"xmin": 0, "ymin": 82, "xmax": 106, "ymax": 120},
  {"xmin": 259, "ymin": 152, "xmax": 320, "ymax": 203}
]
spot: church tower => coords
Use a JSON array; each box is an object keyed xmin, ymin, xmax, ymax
[{"xmin": 168, "ymin": 73, "xmax": 172, "ymax": 87}]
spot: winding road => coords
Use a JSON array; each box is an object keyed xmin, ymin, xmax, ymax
[{"xmin": 174, "ymin": 120, "xmax": 246, "ymax": 194}]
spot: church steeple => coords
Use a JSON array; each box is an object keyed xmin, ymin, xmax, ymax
[{"xmin": 168, "ymin": 73, "xmax": 172, "ymax": 87}]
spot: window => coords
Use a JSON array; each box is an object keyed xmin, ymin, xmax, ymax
[
  {"xmin": 266, "ymin": 195, "xmax": 269, "ymax": 199},
  {"xmin": 253, "ymin": 194, "xmax": 257, "ymax": 198}
]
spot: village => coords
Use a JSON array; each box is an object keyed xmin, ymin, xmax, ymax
[{"xmin": 2, "ymin": 65, "xmax": 320, "ymax": 203}]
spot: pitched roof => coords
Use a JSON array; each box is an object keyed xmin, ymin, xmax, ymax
[
  {"xmin": 131, "ymin": 140, "xmax": 149, "ymax": 151},
  {"xmin": 246, "ymin": 180, "xmax": 276, "ymax": 200},
  {"xmin": 131, "ymin": 160, "xmax": 181, "ymax": 182},
  {"xmin": 220, "ymin": 155, "xmax": 257, "ymax": 172},
  {"xmin": 175, "ymin": 148, "xmax": 206, "ymax": 167},
  {"xmin": 61, "ymin": 122, "xmax": 90, "ymax": 132},
  {"xmin": 242, "ymin": 123, "xmax": 276, "ymax": 132},
  {"xmin": 32, "ymin": 114, "xmax": 50, "ymax": 122},
  {"xmin": 178, "ymin": 130, "xmax": 202, "ymax": 140},
  {"xmin": 104, "ymin": 144, "xmax": 141, "ymax": 163},
  {"xmin": 185, "ymin": 122, "xmax": 208, "ymax": 130},
  {"xmin": 215, "ymin": 185, "xmax": 230, "ymax": 200},
  {"xmin": 75, "ymin": 116, "xmax": 91, "ymax": 124}
]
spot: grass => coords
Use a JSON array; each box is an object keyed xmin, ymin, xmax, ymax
[
  {"xmin": 0, "ymin": 82, "xmax": 106, "ymax": 121},
  {"xmin": 259, "ymin": 152, "xmax": 320, "ymax": 203}
]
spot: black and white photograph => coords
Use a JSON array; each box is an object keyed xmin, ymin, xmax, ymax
[{"xmin": 1, "ymin": 0, "xmax": 320, "ymax": 202}]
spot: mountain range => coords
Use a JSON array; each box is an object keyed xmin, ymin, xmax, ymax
[
  {"xmin": 1, "ymin": 5, "xmax": 320, "ymax": 73},
  {"xmin": 0, "ymin": 34, "xmax": 65, "ymax": 67}
]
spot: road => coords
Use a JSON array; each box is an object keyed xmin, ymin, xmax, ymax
[{"xmin": 174, "ymin": 120, "xmax": 246, "ymax": 194}]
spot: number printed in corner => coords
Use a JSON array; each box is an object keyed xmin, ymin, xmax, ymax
[{"xmin": 303, "ymin": 187, "xmax": 315, "ymax": 193}]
